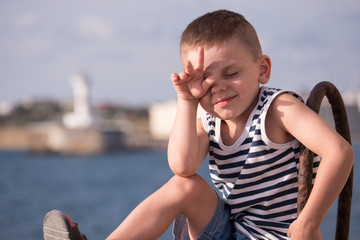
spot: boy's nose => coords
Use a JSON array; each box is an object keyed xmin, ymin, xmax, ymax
[{"xmin": 210, "ymin": 78, "xmax": 226, "ymax": 94}]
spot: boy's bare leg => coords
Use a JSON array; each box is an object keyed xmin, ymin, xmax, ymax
[{"xmin": 106, "ymin": 174, "xmax": 218, "ymax": 240}]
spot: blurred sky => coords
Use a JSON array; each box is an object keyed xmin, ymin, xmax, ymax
[{"xmin": 1, "ymin": 0, "xmax": 360, "ymax": 106}]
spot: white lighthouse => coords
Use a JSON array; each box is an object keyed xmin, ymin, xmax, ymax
[{"xmin": 63, "ymin": 74, "xmax": 94, "ymax": 129}]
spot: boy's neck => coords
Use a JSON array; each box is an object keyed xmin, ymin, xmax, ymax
[
  {"xmin": 221, "ymin": 120, "xmax": 244, "ymax": 146},
  {"xmin": 220, "ymin": 87, "xmax": 261, "ymax": 146}
]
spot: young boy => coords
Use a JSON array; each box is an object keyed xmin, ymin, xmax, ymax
[{"xmin": 44, "ymin": 9, "xmax": 354, "ymax": 240}]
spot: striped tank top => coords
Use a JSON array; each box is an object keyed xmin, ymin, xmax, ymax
[{"xmin": 202, "ymin": 87, "xmax": 320, "ymax": 240}]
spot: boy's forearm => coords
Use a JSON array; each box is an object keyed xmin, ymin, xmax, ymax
[
  {"xmin": 297, "ymin": 140, "xmax": 354, "ymax": 228},
  {"xmin": 289, "ymin": 140, "xmax": 353, "ymax": 239},
  {"xmin": 167, "ymin": 98, "xmax": 202, "ymax": 176}
]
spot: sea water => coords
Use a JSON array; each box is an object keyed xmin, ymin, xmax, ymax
[{"xmin": 0, "ymin": 145, "xmax": 359, "ymax": 239}]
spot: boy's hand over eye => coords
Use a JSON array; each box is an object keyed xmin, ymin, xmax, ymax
[{"xmin": 171, "ymin": 47, "xmax": 214, "ymax": 101}]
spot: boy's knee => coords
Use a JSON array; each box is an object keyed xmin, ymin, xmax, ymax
[{"xmin": 167, "ymin": 174, "xmax": 218, "ymax": 229}]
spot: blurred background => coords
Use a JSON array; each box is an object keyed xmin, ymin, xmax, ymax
[
  {"xmin": 0, "ymin": 0, "xmax": 359, "ymax": 239},
  {"xmin": 1, "ymin": 0, "xmax": 359, "ymax": 105}
]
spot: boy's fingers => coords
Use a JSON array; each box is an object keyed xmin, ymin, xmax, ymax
[
  {"xmin": 202, "ymin": 78, "xmax": 215, "ymax": 92},
  {"xmin": 195, "ymin": 47, "xmax": 204, "ymax": 71},
  {"xmin": 170, "ymin": 73, "xmax": 180, "ymax": 82},
  {"xmin": 179, "ymin": 71, "xmax": 188, "ymax": 81},
  {"xmin": 184, "ymin": 60, "xmax": 194, "ymax": 75},
  {"xmin": 287, "ymin": 222, "xmax": 293, "ymax": 237}
]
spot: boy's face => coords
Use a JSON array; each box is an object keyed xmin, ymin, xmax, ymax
[{"xmin": 182, "ymin": 36, "xmax": 270, "ymax": 121}]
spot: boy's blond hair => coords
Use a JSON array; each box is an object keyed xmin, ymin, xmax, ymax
[{"xmin": 180, "ymin": 9, "xmax": 262, "ymax": 62}]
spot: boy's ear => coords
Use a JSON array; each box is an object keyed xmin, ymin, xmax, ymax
[{"xmin": 258, "ymin": 55, "xmax": 271, "ymax": 84}]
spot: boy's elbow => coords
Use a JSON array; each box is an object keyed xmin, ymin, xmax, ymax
[
  {"xmin": 169, "ymin": 158, "xmax": 197, "ymax": 177},
  {"xmin": 336, "ymin": 139, "xmax": 354, "ymax": 167},
  {"xmin": 170, "ymin": 165, "xmax": 198, "ymax": 177},
  {"xmin": 344, "ymin": 142, "xmax": 354, "ymax": 165},
  {"xmin": 172, "ymin": 169, "xmax": 197, "ymax": 178}
]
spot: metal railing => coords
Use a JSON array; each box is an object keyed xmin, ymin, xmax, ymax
[{"xmin": 297, "ymin": 81, "xmax": 353, "ymax": 240}]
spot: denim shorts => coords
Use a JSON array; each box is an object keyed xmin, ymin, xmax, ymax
[{"xmin": 172, "ymin": 194, "xmax": 250, "ymax": 240}]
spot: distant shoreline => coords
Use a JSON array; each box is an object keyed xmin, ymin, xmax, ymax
[{"xmin": 0, "ymin": 125, "xmax": 358, "ymax": 155}]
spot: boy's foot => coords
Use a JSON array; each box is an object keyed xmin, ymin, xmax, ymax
[{"xmin": 43, "ymin": 209, "xmax": 87, "ymax": 240}]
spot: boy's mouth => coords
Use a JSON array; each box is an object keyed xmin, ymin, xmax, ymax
[{"xmin": 214, "ymin": 95, "xmax": 236, "ymax": 107}]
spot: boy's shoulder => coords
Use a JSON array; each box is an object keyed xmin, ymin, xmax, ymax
[
  {"xmin": 262, "ymin": 87, "xmax": 305, "ymax": 144},
  {"xmin": 261, "ymin": 86, "xmax": 303, "ymax": 102}
]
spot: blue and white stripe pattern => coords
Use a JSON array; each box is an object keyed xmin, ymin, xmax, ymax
[{"xmin": 202, "ymin": 87, "xmax": 321, "ymax": 239}]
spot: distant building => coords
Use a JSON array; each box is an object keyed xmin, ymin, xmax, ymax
[
  {"xmin": 63, "ymin": 74, "xmax": 94, "ymax": 129},
  {"xmin": 148, "ymin": 100, "xmax": 205, "ymax": 140},
  {"xmin": 27, "ymin": 74, "xmax": 125, "ymax": 155},
  {"xmin": 0, "ymin": 101, "xmax": 13, "ymax": 116},
  {"xmin": 27, "ymin": 120, "xmax": 129, "ymax": 154},
  {"xmin": 149, "ymin": 100, "xmax": 177, "ymax": 140}
]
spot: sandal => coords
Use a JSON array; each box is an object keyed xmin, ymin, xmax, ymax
[{"xmin": 43, "ymin": 209, "xmax": 87, "ymax": 240}]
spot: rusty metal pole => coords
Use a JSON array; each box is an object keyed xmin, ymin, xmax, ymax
[{"xmin": 297, "ymin": 81, "xmax": 353, "ymax": 240}]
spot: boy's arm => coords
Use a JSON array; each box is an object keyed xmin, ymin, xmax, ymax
[
  {"xmin": 167, "ymin": 47, "xmax": 214, "ymax": 177},
  {"xmin": 167, "ymin": 100, "xmax": 209, "ymax": 176},
  {"xmin": 271, "ymin": 93, "xmax": 354, "ymax": 240}
]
